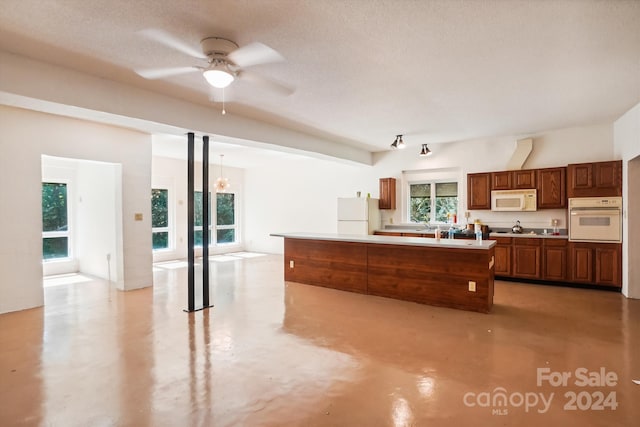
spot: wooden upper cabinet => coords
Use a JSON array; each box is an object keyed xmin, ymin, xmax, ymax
[
  {"xmin": 467, "ymin": 173, "xmax": 491, "ymax": 210},
  {"xmin": 567, "ymin": 160, "xmax": 622, "ymax": 198},
  {"xmin": 594, "ymin": 161, "xmax": 621, "ymax": 192},
  {"xmin": 491, "ymin": 171, "xmax": 512, "ymax": 190},
  {"xmin": 513, "ymin": 170, "xmax": 536, "ymax": 189},
  {"xmin": 537, "ymin": 167, "xmax": 566, "ymax": 209},
  {"xmin": 379, "ymin": 177, "xmax": 396, "ymax": 210},
  {"xmin": 490, "ymin": 170, "xmax": 535, "ymax": 190}
]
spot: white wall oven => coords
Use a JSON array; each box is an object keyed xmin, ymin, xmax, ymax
[{"xmin": 568, "ymin": 197, "xmax": 622, "ymax": 243}]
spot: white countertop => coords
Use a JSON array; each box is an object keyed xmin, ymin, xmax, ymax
[
  {"xmin": 489, "ymin": 232, "xmax": 569, "ymax": 239},
  {"xmin": 271, "ymin": 232, "xmax": 496, "ymax": 250}
]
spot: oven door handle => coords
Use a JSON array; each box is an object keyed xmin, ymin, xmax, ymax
[{"xmin": 570, "ymin": 210, "xmax": 620, "ymax": 216}]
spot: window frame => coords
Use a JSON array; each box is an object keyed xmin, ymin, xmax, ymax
[
  {"xmin": 151, "ymin": 187, "xmax": 171, "ymax": 251},
  {"xmin": 42, "ymin": 180, "xmax": 72, "ymax": 262},
  {"xmin": 407, "ymin": 179, "xmax": 459, "ymax": 225}
]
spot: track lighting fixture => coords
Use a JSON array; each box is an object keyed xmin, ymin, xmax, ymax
[
  {"xmin": 419, "ymin": 144, "xmax": 432, "ymax": 157},
  {"xmin": 390, "ymin": 135, "xmax": 406, "ymax": 150}
]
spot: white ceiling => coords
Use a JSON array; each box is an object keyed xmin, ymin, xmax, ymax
[{"xmin": 0, "ymin": 0, "xmax": 639, "ymax": 163}]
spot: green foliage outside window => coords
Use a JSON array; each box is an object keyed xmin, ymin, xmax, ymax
[
  {"xmin": 409, "ymin": 182, "xmax": 458, "ymax": 223},
  {"xmin": 151, "ymin": 189, "xmax": 169, "ymax": 249},
  {"xmin": 42, "ymin": 183, "xmax": 69, "ymax": 259},
  {"xmin": 42, "ymin": 183, "xmax": 67, "ymax": 232},
  {"xmin": 216, "ymin": 193, "xmax": 234, "ymax": 226}
]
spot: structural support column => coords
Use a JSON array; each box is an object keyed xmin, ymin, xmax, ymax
[
  {"xmin": 185, "ymin": 133, "xmax": 214, "ymax": 312},
  {"xmin": 187, "ymin": 132, "xmax": 195, "ymax": 312},
  {"xmin": 202, "ymin": 135, "xmax": 210, "ymax": 307}
]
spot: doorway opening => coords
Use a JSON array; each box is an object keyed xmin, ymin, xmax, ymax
[{"xmin": 41, "ymin": 155, "xmax": 123, "ymax": 287}]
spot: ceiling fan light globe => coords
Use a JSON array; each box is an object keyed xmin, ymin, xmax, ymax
[{"xmin": 203, "ymin": 69, "xmax": 235, "ymax": 88}]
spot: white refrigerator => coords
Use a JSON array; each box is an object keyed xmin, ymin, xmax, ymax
[{"xmin": 337, "ymin": 197, "xmax": 380, "ymax": 235}]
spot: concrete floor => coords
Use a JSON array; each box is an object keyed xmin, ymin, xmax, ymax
[{"xmin": 1, "ymin": 253, "xmax": 639, "ymax": 426}]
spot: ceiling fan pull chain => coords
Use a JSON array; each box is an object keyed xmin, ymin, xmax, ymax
[{"xmin": 222, "ymin": 88, "xmax": 226, "ymax": 115}]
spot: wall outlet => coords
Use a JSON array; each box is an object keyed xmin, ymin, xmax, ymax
[
  {"xmin": 289, "ymin": 260, "xmax": 294, "ymax": 269},
  {"xmin": 468, "ymin": 281, "xmax": 476, "ymax": 292}
]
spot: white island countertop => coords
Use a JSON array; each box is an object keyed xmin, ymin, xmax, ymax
[{"xmin": 271, "ymin": 232, "xmax": 496, "ymax": 250}]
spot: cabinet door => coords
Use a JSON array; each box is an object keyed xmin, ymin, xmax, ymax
[
  {"xmin": 513, "ymin": 170, "xmax": 536, "ymax": 189},
  {"xmin": 379, "ymin": 178, "xmax": 396, "ymax": 210},
  {"xmin": 512, "ymin": 239, "xmax": 541, "ymax": 279},
  {"xmin": 569, "ymin": 243, "xmax": 593, "ymax": 283},
  {"xmin": 543, "ymin": 240, "xmax": 567, "ymax": 281},
  {"xmin": 595, "ymin": 245, "xmax": 621, "ymax": 287},
  {"xmin": 569, "ymin": 163, "xmax": 593, "ymax": 190},
  {"xmin": 594, "ymin": 161, "xmax": 622, "ymax": 196},
  {"xmin": 467, "ymin": 173, "xmax": 491, "ymax": 210},
  {"xmin": 494, "ymin": 244, "xmax": 512, "ymax": 276},
  {"xmin": 537, "ymin": 167, "xmax": 566, "ymax": 209},
  {"xmin": 491, "ymin": 171, "xmax": 512, "ymax": 190}
]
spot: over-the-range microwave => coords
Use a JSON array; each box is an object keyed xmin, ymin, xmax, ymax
[{"xmin": 491, "ymin": 189, "xmax": 537, "ymax": 211}]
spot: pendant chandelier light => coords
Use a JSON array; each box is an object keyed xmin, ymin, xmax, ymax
[
  {"xmin": 215, "ymin": 154, "xmax": 230, "ymax": 193},
  {"xmin": 419, "ymin": 144, "xmax": 433, "ymax": 157},
  {"xmin": 390, "ymin": 135, "xmax": 406, "ymax": 149}
]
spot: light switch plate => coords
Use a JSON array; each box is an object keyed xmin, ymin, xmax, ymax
[
  {"xmin": 289, "ymin": 260, "xmax": 294, "ymax": 269},
  {"xmin": 134, "ymin": 213, "xmax": 143, "ymax": 221}
]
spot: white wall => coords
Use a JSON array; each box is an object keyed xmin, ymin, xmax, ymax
[
  {"xmin": 0, "ymin": 105, "xmax": 152, "ymax": 314},
  {"xmin": 613, "ymin": 102, "xmax": 640, "ymax": 298},
  {"xmin": 76, "ymin": 160, "xmax": 122, "ymax": 284},
  {"xmin": 151, "ymin": 155, "xmax": 245, "ymax": 262},
  {"xmin": 244, "ymin": 122, "xmax": 617, "ymax": 254}
]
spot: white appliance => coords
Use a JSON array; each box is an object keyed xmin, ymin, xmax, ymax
[
  {"xmin": 337, "ymin": 197, "xmax": 380, "ymax": 235},
  {"xmin": 569, "ymin": 197, "xmax": 622, "ymax": 243},
  {"xmin": 491, "ymin": 189, "xmax": 537, "ymax": 211}
]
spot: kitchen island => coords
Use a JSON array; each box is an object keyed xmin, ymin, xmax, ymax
[{"xmin": 271, "ymin": 232, "xmax": 496, "ymax": 313}]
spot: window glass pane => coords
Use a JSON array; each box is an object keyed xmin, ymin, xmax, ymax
[
  {"xmin": 217, "ymin": 229, "xmax": 235, "ymax": 244},
  {"xmin": 43, "ymin": 237, "xmax": 68, "ymax": 259},
  {"xmin": 194, "ymin": 191, "xmax": 203, "ymax": 226},
  {"xmin": 217, "ymin": 193, "xmax": 235, "ymax": 226},
  {"xmin": 152, "ymin": 232, "xmax": 169, "ymax": 249},
  {"xmin": 410, "ymin": 184, "xmax": 430, "ymax": 222},
  {"xmin": 151, "ymin": 189, "xmax": 168, "ymax": 228},
  {"xmin": 435, "ymin": 182, "xmax": 458, "ymax": 222},
  {"xmin": 194, "ymin": 191, "xmax": 212, "ymax": 226},
  {"xmin": 42, "ymin": 183, "xmax": 68, "ymax": 232}
]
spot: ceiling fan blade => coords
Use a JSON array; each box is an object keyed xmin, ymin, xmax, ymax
[
  {"xmin": 228, "ymin": 42, "xmax": 284, "ymax": 68},
  {"xmin": 138, "ymin": 28, "xmax": 207, "ymax": 59},
  {"xmin": 239, "ymin": 70, "xmax": 295, "ymax": 96},
  {"xmin": 135, "ymin": 66, "xmax": 200, "ymax": 79}
]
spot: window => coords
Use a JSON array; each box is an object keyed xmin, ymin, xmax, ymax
[
  {"xmin": 42, "ymin": 182, "xmax": 69, "ymax": 260},
  {"xmin": 194, "ymin": 191, "xmax": 211, "ymax": 247},
  {"xmin": 409, "ymin": 181, "xmax": 458, "ymax": 223},
  {"xmin": 193, "ymin": 191, "xmax": 236, "ymax": 246},
  {"xmin": 151, "ymin": 188, "xmax": 170, "ymax": 250},
  {"xmin": 216, "ymin": 193, "xmax": 236, "ymax": 244}
]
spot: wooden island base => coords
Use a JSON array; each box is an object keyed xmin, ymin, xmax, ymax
[{"xmin": 278, "ymin": 234, "xmax": 496, "ymax": 313}]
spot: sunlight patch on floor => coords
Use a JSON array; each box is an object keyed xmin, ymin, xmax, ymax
[{"xmin": 43, "ymin": 273, "xmax": 94, "ymax": 287}]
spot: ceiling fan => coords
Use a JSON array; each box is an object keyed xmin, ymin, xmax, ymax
[{"xmin": 134, "ymin": 29, "xmax": 295, "ymax": 99}]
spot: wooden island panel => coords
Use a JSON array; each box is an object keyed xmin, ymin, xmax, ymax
[
  {"xmin": 283, "ymin": 236, "xmax": 495, "ymax": 313},
  {"xmin": 367, "ymin": 244, "xmax": 494, "ymax": 313},
  {"xmin": 284, "ymin": 238, "xmax": 368, "ymax": 293}
]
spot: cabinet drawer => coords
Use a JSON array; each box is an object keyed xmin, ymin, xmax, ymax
[
  {"xmin": 513, "ymin": 238, "xmax": 542, "ymax": 247},
  {"xmin": 490, "ymin": 236, "xmax": 512, "ymax": 245},
  {"xmin": 543, "ymin": 239, "xmax": 567, "ymax": 247}
]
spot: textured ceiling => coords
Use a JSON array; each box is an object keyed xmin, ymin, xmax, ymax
[{"xmin": 0, "ymin": 0, "xmax": 639, "ymax": 156}]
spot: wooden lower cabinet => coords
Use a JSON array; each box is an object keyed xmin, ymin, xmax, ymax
[
  {"xmin": 569, "ymin": 242, "xmax": 621, "ymax": 287},
  {"xmin": 543, "ymin": 239, "xmax": 567, "ymax": 281},
  {"xmin": 595, "ymin": 246, "xmax": 621, "ymax": 287},
  {"xmin": 490, "ymin": 237, "xmax": 512, "ymax": 276},
  {"xmin": 512, "ymin": 238, "xmax": 541, "ymax": 279}
]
